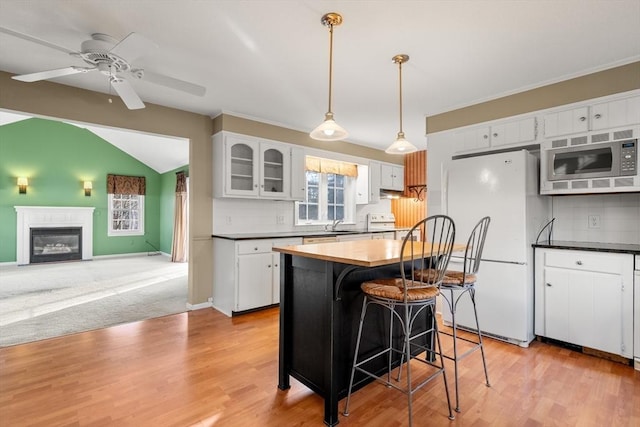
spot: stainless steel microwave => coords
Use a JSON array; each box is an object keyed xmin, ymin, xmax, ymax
[{"xmin": 540, "ymin": 127, "xmax": 640, "ymax": 194}]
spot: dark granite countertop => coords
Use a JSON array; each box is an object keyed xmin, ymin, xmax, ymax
[
  {"xmin": 212, "ymin": 228, "xmax": 409, "ymax": 241},
  {"xmin": 532, "ymin": 240, "xmax": 640, "ymax": 255}
]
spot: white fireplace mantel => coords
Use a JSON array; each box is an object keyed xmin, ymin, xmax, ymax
[{"xmin": 15, "ymin": 206, "xmax": 95, "ymax": 265}]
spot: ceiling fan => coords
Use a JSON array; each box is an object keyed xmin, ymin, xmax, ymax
[{"xmin": 0, "ymin": 27, "xmax": 206, "ymax": 110}]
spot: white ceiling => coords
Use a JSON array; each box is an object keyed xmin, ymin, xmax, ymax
[{"xmin": 0, "ymin": 0, "xmax": 639, "ymax": 160}]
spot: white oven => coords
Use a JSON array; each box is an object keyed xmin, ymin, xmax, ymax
[
  {"xmin": 367, "ymin": 213, "xmax": 396, "ymax": 232},
  {"xmin": 366, "ymin": 213, "xmax": 420, "ymax": 241}
]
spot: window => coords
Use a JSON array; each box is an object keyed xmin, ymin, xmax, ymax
[
  {"xmin": 108, "ymin": 193, "xmax": 145, "ymax": 236},
  {"xmin": 296, "ymin": 171, "xmax": 355, "ymax": 225}
]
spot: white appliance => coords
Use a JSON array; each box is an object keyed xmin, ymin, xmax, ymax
[
  {"xmin": 540, "ymin": 125, "xmax": 640, "ymax": 195},
  {"xmin": 367, "ymin": 213, "xmax": 420, "ymax": 241},
  {"xmin": 443, "ymin": 150, "xmax": 550, "ymax": 347},
  {"xmin": 394, "ymin": 228, "xmax": 421, "ymax": 241},
  {"xmin": 634, "ymin": 254, "xmax": 639, "ymax": 371},
  {"xmin": 367, "ymin": 213, "xmax": 396, "ymax": 231}
]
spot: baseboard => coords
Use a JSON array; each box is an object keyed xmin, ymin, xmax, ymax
[
  {"xmin": 186, "ymin": 301, "xmax": 212, "ymax": 311},
  {"xmin": 94, "ymin": 252, "xmax": 170, "ymax": 260},
  {"xmin": 0, "ymin": 261, "xmax": 17, "ymax": 267}
]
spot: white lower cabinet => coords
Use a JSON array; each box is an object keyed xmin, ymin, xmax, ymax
[
  {"xmin": 213, "ymin": 237, "xmax": 302, "ymax": 316},
  {"xmin": 534, "ymin": 248, "xmax": 634, "ymax": 358}
]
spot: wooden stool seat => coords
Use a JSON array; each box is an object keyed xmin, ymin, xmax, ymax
[
  {"xmin": 416, "ymin": 269, "xmax": 477, "ymax": 286},
  {"xmin": 361, "ymin": 278, "xmax": 439, "ymax": 301}
]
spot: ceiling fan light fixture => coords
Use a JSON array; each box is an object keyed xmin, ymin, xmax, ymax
[
  {"xmin": 310, "ymin": 12, "xmax": 348, "ymax": 142},
  {"xmin": 386, "ymin": 54, "xmax": 418, "ymax": 155}
]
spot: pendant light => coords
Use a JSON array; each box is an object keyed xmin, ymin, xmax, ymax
[
  {"xmin": 310, "ymin": 12, "xmax": 348, "ymax": 141},
  {"xmin": 385, "ymin": 54, "xmax": 418, "ymax": 154}
]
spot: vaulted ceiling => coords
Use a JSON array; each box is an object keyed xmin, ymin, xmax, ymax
[{"xmin": 1, "ymin": 0, "xmax": 639, "ymax": 157}]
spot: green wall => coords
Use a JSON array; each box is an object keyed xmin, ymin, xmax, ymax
[
  {"xmin": 159, "ymin": 165, "xmax": 188, "ymax": 254},
  {"xmin": 0, "ymin": 118, "xmax": 164, "ymax": 262}
]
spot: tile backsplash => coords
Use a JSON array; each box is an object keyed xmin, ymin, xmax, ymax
[
  {"xmin": 550, "ymin": 193, "xmax": 640, "ymax": 244},
  {"xmin": 212, "ymin": 198, "xmax": 392, "ymax": 234}
]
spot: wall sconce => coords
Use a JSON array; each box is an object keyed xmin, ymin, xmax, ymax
[
  {"xmin": 83, "ymin": 181, "xmax": 93, "ymax": 197},
  {"xmin": 17, "ymin": 177, "xmax": 28, "ymax": 194}
]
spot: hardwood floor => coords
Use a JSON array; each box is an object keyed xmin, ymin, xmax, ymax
[{"xmin": 1, "ymin": 307, "xmax": 638, "ymax": 426}]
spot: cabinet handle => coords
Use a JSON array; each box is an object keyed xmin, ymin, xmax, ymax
[
  {"xmin": 579, "ymin": 116, "xmax": 586, "ymax": 122},
  {"xmin": 483, "ymin": 134, "xmax": 489, "ymax": 139},
  {"xmin": 546, "ymin": 283, "xmax": 552, "ymax": 287},
  {"xmin": 267, "ymin": 264, "xmax": 271, "ymax": 268},
  {"xmin": 254, "ymin": 184, "xmax": 258, "ymax": 188},
  {"xmin": 576, "ymin": 260, "xmax": 583, "ymax": 265},
  {"xmin": 594, "ymin": 113, "xmax": 602, "ymax": 119},
  {"xmin": 274, "ymin": 264, "xmax": 278, "ymax": 268},
  {"xmin": 254, "ymin": 247, "xmax": 258, "ymax": 251},
  {"xmin": 493, "ymin": 133, "xmax": 498, "ymax": 137}
]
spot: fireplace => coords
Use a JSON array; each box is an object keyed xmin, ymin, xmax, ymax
[
  {"xmin": 30, "ymin": 227, "xmax": 83, "ymax": 264},
  {"xmin": 15, "ymin": 206, "xmax": 95, "ymax": 265}
]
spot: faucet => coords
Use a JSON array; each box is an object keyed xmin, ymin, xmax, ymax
[{"xmin": 324, "ymin": 219, "xmax": 343, "ymax": 231}]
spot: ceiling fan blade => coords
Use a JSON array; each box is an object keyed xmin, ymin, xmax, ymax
[
  {"xmin": 110, "ymin": 32, "xmax": 158, "ymax": 62},
  {"xmin": 0, "ymin": 26, "xmax": 77, "ymax": 55},
  {"xmin": 12, "ymin": 66, "xmax": 96, "ymax": 82},
  {"xmin": 142, "ymin": 70, "xmax": 206, "ymax": 96},
  {"xmin": 110, "ymin": 77, "xmax": 145, "ymax": 110}
]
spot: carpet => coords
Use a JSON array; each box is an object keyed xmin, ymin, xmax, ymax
[{"xmin": 0, "ymin": 255, "xmax": 188, "ymax": 347}]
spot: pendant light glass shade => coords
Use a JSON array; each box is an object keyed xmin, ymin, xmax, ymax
[
  {"xmin": 310, "ymin": 112, "xmax": 348, "ymax": 141},
  {"xmin": 310, "ymin": 13, "xmax": 348, "ymax": 141},
  {"xmin": 385, "ymin": 132, "xmax": 417, "ymax": 154},
  {"xmin": 385, "ymin": 54, "xmax": 417, "ymax": 154}
]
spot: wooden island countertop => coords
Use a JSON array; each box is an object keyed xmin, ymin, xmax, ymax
[{"xmin": 273, "ymin": 238, "xmax": 465, "ymax": 268}]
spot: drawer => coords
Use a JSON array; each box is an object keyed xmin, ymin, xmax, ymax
[
  {"xmin": 543, "ymin": 250, "xmax": 627, "ymax": 274},
  {"xmin": 272, "ymin": 238, "xmax": 302, "ymax": 246},
  {"xmin": 237, "ymin": 240, "xmax": 273, "ymax": 255}
]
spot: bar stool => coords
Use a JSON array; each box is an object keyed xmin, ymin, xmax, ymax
[
  {"xmin": 436, "ymin": 216, "xmax": 491, "ymax": 413},
  {"xmin": 343, "ymin": 215, "xmax": 456, "ymax": 425}
]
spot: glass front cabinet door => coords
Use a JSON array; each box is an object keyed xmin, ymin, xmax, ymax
[
  {"xmin": 259, "ymin": 142, "xmax": 290, "ymax": 199},
  {"xmin": 225, "ymin": 135, "xmax": 259, "ymax": 196}
]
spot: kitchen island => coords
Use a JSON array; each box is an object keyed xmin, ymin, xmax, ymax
[{"xmin": 274, "ymin": 239, "xmax": 463, "ymax": 426}]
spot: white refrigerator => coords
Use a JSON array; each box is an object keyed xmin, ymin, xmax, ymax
[{"xmin": 442, "ymin": 150, "xmax": 550, "ymax": 347}]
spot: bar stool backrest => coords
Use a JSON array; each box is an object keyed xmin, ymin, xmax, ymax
[
  {"xmin": 400, "ymin": 215, "xmax": 456, "ymax": 298},
  {"xmin": 461, "ymin": 216, "xmax": 491, "ymax": 282}
]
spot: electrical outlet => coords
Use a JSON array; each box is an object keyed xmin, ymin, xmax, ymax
[
  {"xmin": 276, "ymin": 215, "xmax": 285, "ymax": 225},
  {"xmin": 588, "ymin": 215, "xmax": 600, "ymax": 229}
]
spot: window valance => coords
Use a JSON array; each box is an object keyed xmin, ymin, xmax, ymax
[
  {"xmin": 106, "ymin": 174, "xmax": 146, "ymax": 195},
  {"xmin": 305, "ymin": 157, "xmax": 358, "ymax": 177}
]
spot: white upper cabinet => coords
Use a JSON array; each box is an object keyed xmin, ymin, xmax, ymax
[
  {"xmin": 454, "ymin": 116, "xmax": 537, "ymax": 153},
  {"xmin": 369, "ymin": 160, "xmax": 381, "ymax": 203},
  {"xmin": 544, "ymin": 94, "xmax": 640, "ymax": 138},
  {"xmin": 290, "ymin": 146, "xmax": 306, "ymax": 201},
  {"xmin": 491, "ymin": 117, "xmax": 537, "ymax": 147},
  {"xmin": 213, "ymin": 131, "xmax": 300, "ymax": 200},
  {"xmin": 224, "ymin": 134, "xmax": 260, "ymax": 197},
  {"xmin": 355, "ymin": 164, "xmax": 369, "ymax": 204},
  {"xmin": 543, "ymin": 107, "xmax": 589, "ymax": 138},
  {"xmin": 259, "ymin": 141, "xmax": 290, "ymax": 199},
  {"xmin": 380, "ymin": 162, "xmax": 404, "ymax": 191},
  {"xmin": 590, "ymin": 95, "xmax": 640, "ymax": 131}
]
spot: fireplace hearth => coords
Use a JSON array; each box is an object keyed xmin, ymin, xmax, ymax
[{"xmin": 30, "ymin": 227, "xmax": 83, "ymax": 264}]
